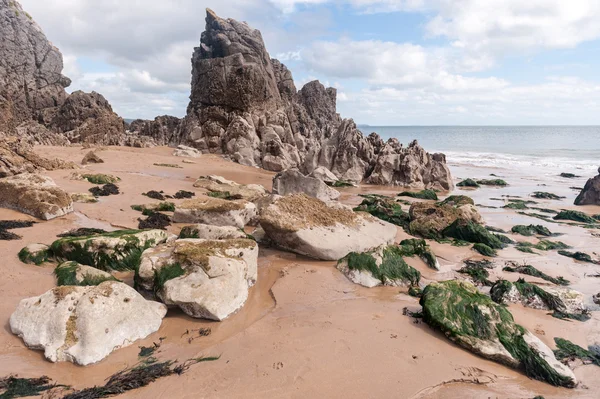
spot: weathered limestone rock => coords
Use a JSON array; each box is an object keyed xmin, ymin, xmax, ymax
[
  {"xmin": 272, "ymin": 168, "xmax": 340, "ymax": 202},
  {"xmin": 409, "ymin": 196, "xmax": 482, "ymax": 239},
  {"xmin": 574, "ymin": 169, "xmax": 600, "ymax": 206},
  {"xmin": 128, "ymin": 115, "xmax": 183, "ymax": 146},
  {"xmin": 55, "ymin": 261, "xmax": 117, "ymax": 286},
  {"xmin": 173, "ymin": 145, "xmax": 201, "ymax": 158},
  {"xmin": 179, "ymin": 224, "xmax": 248, "ymax": 240},
  {"xmin": 193, "ymin": 175, "xmax": 267, "ymax": 201},
  {"xmin": 0, "ymin": 138, "xmax": 76, "ymax": 178},
  {"xmin": 259, "ymin": 194, "xmax": 397, "ymax": 260},
  {"xmin": 71, "ymin": 192, "xmax": 98, "ymax": 203},
  {"xmin": 49, "ymin": 229, "xmax": 169, "ymax": 271},
  {"xmin": 10, "ymin": 282, "xmax": 167, "ymax": 365},
  {"xmin": 137, "ymin": 238, "xmax": 258, "ymax": 320},
  {"xmin": 421, "ymin": 280, "xmax": 576, "ymax": 388},
  {"xmin": 81, "ymin": 151, "xmax": 104, "ymax": 165},
  {"xmin": 18, "ymin": 243, "xmax": 50, "ymax": 265},
  {"xmin": 172, "ymin": 197, "xmax": 257, "ymax": 228},
  {"xmin": 0, "ymin": 173, "xmax": 73, "ymax": 220},
  {"xmin": 309, "ymin": 166, "xmax": 338, "ymax": 184}
]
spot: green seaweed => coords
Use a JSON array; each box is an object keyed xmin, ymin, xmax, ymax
[
  {"xmin": 397, "ymin": 189, "xmax": 438, "ymax": 200},
  {"xmin": 511, "ymin": 225, "xmax": 554, "ymax": 237},
  {"xmin": 0, "ymin": 375, "xmax": 62, "ymax": 399},
  {"xmin": 558, "ymin": 250, "xmax": 596, "ymax": 264},
  {"xmin": 442, "ymin": 220, "xmax": 505, "ymax": 249},
  {"xmin": 153, "ymin": 163, "xmax": 182, "ymax": 168},
  {"xmin": 54, "ymin": 262, "xmax": 118, "ymax": 286},
  {"xmin": 342, "ymin": 246, "xmax": 420, "ymax": 286},
  {"xmin": 328, "ymin": 180, "xmax": 354, "ymax": 187},
  {"xmin": 439, "ymin": 195, "xmax": 474, "ymax": 206},
  {"xmin": 207, "ymin": 191, "xmax": 233, "ymax": 200},
  {"xmin": 457, "ymin": 260, "xmax": 493, "ymax": 286},
  {"xmin": 82, "ymin": 174, "xmax": 120, "ymax": 185},
  {"xmin": 473, "ymin": 243, "xmax": 497, "ymax": 257},
  {"xmin": 354, "ymin": 195, "xmax": 410, "ymax": 229},
  {"xmin": 559, "ymin": 173, "xmax": 580, "ymax": 179},
  {"xmin": 532, "ymin": 192, "xmax": 565, "ymax": 200},
  {"xmin": 17, "ymin": 247, "xmax": 49, "ymax": 266},
  {"xmin": 408, "ymin": 286, "xmax": 423, "ymax": 297},
  {"xmin": 502, "ymin": 262, "xmax": 569, "ymax": 286},
  {"xmin": 398, "ymin": 239, "xmax": 438, "ymax": 269},
  {"xmin": 554, "ymin": 210, "xmax": 597, "ymax": 224},
  {"xmin": 491, "ymin": 279, "xmax": 570, "ymax": 317},
  {"xmin": 516, "ymin": 240, "xmax": 569, "ymax": 254},
  {"xmin": 477, "ymin": 179, "xmax": 508, "ymax": 186},
  {"xmin": 154, "ymin": 263, "xmax": 185, "ymax": 293},
  {"xmin": 553, "ymin": 337, "xmax": 600, "ymax": 366},
  {"xmin": 457, "ymin": 178, "xmax": 480, "ymax": 188}
]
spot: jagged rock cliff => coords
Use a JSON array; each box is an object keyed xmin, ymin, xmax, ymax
[{"xmin": 178, "ymin": 9, "xmax": 453, "ymax": 189}]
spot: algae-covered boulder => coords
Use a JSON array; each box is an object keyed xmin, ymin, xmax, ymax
[
  {"xmin": 54, "ymin": 262, "xmax": 118, "ymax": 286},
  {"xmin": 70, "ymin": 172, "xmax": 120, "ymax": 185},
  {"xmin": 260, "ymin": 194, "xmax": 396, "ymax": 260},
  {"xmin": 137, "ymin": 238, "xmax": 258, "ymax": 320},
  {"xmin": 71, "ymin": 192, "xmax": 98, "ymax": 203},
  {"xmin": 511, "ymin": 224, "xmax": 554, "ymax": 237},
  {"xmin": 421, "ymin": 280, "xmax": 576, "ymax": 387},
  {"xmin": 9, "ymin": 282, "xmax": 167, "ymax": 365},
  {"xmin": 491, "ymin": 279, "xmax": 587, "ymax": 319},
  {"xmin": 272, "ymin": 168, "xmax": 340, "ymax": 202},
  {"xmin": 397, "ymin": 189, "xmax": 438, "ymax": 200},
  {"xmin": 172, "ymin": 197, "xmax": 257, "ymax": 228},
  {"xmin": 353, "ymin": 194, "xmax": 410, "ymax": 228},
  {"xmin": 0, "ymin": 174, "xmax": 73, "ymax": 220},
  {"xmin": 408, "ymin": 196, "xmax": 481, "ymax": 239},
  {"xmin": 336, "ymin": 245, "xmax": 421, "ymax": 288},
  {"xmin": 553, "ymin": 210, "xmax": 597, "ymax": 224},
  {"xmin": 179, "ymin": 224, "xmax": 248, "ymax": 240},
  {"xmin": 443, "ymin": 219, "xmax": 505, "ymax": 249},
  {"xmin": 49, "ymin": 229, "xmax": 169, "ymax": 271},
  {"xmin": 192, "ymin": 175, "xmax": 266, "ymax": 201},
  {"xmin": 18, "ymin": 243, "xmax": 50, "ymax": 265}
]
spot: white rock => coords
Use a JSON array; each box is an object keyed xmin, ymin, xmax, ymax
[
  {"xmin": 179, "ymin": 224, "xmax": 248, "ymax": 240},
  {"xmin": 173, "ymin": 145, "xmax": 201, "ymax": 158},
  {"xmin": 272, "ymin": 168, "xmax": 340, "ymax": 202},
  {"xmin": 172, "ymin": 197, "xmax": 257, "ymax": 228},
  {"xmin": 309, "ymin": 166, "xmax": 339, "ymax": 184},
  {"xmin": 522, "ymin": 331, "xmax": 577, "ymax": 383},
  {"xmin": 10, "ymin": 282, "xmax": 167, "ymax": 365}
]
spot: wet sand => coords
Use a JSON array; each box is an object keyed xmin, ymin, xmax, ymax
[{"xmin": 0, "ymin": 145, "xmax": 599, "ymax": 398}]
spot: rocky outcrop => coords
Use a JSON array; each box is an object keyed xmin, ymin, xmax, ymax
[
  {"xmin": 10, "ymin": 282, "xmax": 167, "ymax": 365},
  {"xmin": 0, "ymin": 173, "xmax": 73, "ymax": 219},
  {"xmin": 179, "ymin": 9, "xmax": 452, "ymax": 188},
  {"xmin": 172, "ymin": 197, "xmax": 257, "ymax": 228},
  {"xmin": 272, "ymin": 168, "xmax": 340, "ymax": 202},
  {"xmin": 421, "ymin": 280, "xmax": 576, "ymax": 388},
  {"xmin": 259, "ymin": 194, "xmax": 397, "ymax": 260},
  {"xmin": 193, "ymin": 175, "xmax": 267, "ymax": 201},
  {"xmin": 574, "ymin": 168, "xmax": 600, "ymax": 206},
  {"xmin": 0, "ymin": 137, "xmax": 76, "ymax": 177},
  {"xmin": 128, "ymin": 115, "xmax": 183, "ymax": 146},
  {"xmin": 137, "ymin": 238, "xmax": 258, "ymax": 320},
  {"xmin": 0, "ymin": 0, "xmax": 70, "ymax": 130}
]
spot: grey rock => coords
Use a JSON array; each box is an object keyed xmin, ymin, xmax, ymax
[
  {"xmin": 272, "ymin": 168, "xmax": 340, "ymax": 202},
  {"xmin": 128, "ymin": 115, "xmax": 183, "ymax": 146},
  {"xmin": 574, "ymin": 173, "xmax": 600, "ymax": 206}
]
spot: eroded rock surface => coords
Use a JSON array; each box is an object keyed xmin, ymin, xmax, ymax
[
  {"xmin": 272, "ymin": 168, "xmax": 340, "ymax": 202},
  {"xmin": 574, "ymin": 169, "xmax": 600, "ymax": 206},
  {"xmin": 173, "ymin": 197, "xmax": 257, "ymax": 228}
]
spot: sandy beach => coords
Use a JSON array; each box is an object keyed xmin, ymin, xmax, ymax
[{"xmin": 0, "ymin": 145, "xmax": 598, "ymax": 398}]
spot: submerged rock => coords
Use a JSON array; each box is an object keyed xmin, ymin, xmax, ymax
[
  {"xmin": 0, "ymin": 173, "xmax": 73, "ymax": 220},
  {"xmin": 421, "ymin": 280, "xmax": 576, "ymax": 387},
  {"xmin": 10, "ymin": 282, "xmax": 167, "ymax": 365},
  {"xmin": 137, "ymin": 238, "xmax": 258, "ymax": 320},
  {"xmin": 574, "ymin": 170, "xmax": 600, "ymax": 206},
  {"xmin": 272, "ymin": 168, "xmax": 340, "ymax": 202},
  {"xmin": 49, "ymin": 229, "xmax": 169, "ymax": 271},
  {"xmin": 172, "ymin": 197, "xmax": 257, "ymax": 228},
  {"xmin": 259, "ymin": 194, "xmax": 396, "ymax": 260}
]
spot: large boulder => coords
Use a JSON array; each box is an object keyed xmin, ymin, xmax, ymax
[
  {"xmin": 259, "ymin": 194, "xmax": 397, "ymax": 260},
  {"xmin": 137, "ymin": 238, "xmax": 258, "ymax": 320},
  {"xmin": 0, "ymin": 173, "xmax": 73, "ymax": 220},
  {"xmin": 173, "ymin": 197, "xmax": 257, "ymax": 228},
  {"xmin": 192, "ymin": 175, "xmax": 266, "ymax": 201},
  {"xmin": 409, "ymin": 195, "xmax": 482, "ymax": 239},
  {"xmin": 421, "ymin": 280, "xmax": 576, "ymax": 388},
  {"xmin": 272, "ymin": 168, "xmax": 340, "ymax": 202},
  {"xmin": 49, "ymin": 229, "xmax": 170, "ymax": 271},
  {"xmin": 10, "ymin": 282, "xmax": 167, "ymax": 365},
  {"xmin": 574, "ymin": 169, "xmax": 600, "ymax": 205}
]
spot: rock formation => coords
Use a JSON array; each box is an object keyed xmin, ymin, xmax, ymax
[
  {"xmin": 272, "ymin": 168, "xmax": 340, "ymax": 202},
  {"xmin": 574, "ymin": 167, "xmax": 600, "ymax": 206},
  {"xmin": 178, "ymin": 9, "xmax": 453, "ymax": 188},
  {"xmin": 128, "ymin": 115, "xmax": 183, "ymax": 146},
  {"xmin": 0, "ymin": 137, "xmax": 76, "ymax": 177}
]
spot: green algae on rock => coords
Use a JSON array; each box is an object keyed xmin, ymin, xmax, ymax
[
  {"xmin": 18, "ymin": 243, "xmax": 50, "ymax": 265},
  {"xmin": 457, "ymin": 260, "xmax": 494, "ymax": 286},
  {"xmin": 397, "ymin": 189, "xmax": 438, "ymax": 200},
  {"xmin": 553, "ymin": 338, "xmax": 600, "ymax": 367},
  {"xmin": 457, "ymin": 178, "xmax": 480, "ymax": 188},
  {"xmin": 554, "ymin": 210, "xmax": 597, "ymax": 224},
  {"xmin": 354, "ymin": 195, "xmax": 410, "ymax": 229},
  {"xmin": 55, "ymin": 261, "xmax": 118, "ymax": 286},
  {"xmin": 420, "ymin": 280, "xmax": 576, "ymax": 387},
  {"xmin": 511, "ymin": 224, "xmax": 555, "ymax": 237},
  {"xmin": 442, "ymin": 219, "xmax": 505, "ymax": 250},
  {"xmin": 398, "ymin": 238, "xmax": 439, "ymax": 270},
  {"xmin": 558, "ymin": 250, "xmax": 597, "ymax": 264},
  {"xmin": 502, "ymin": 262, "xmax": 569, "ymax": 286},
  {"xmin": 473, "ymin": 243, "xmax": 497, "ymax": 257},
  {"xmin": 532, "ymin": 192, "xmax": 565, "ymax": 200}
]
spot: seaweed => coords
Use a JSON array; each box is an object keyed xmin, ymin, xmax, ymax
[
  {"xmin": 408, "ymin": 286, "xmax": 423, "ymax": 297},
  {"xmin": 342, "ymin": 246, "xmax": 421, "ymax": 286},
  {"xmin": 328, "ymin": 180, "xmax": 354, "ymax": 188},
  {"xmin": 559, "ymin": 173, "xmax": 580, "ymax": 179},
  {"xmin": 485, "ymin": 226, "xmax": 507, "ymax": 233},
  {"xmin": 456, "ymin": 178, "xmax": 480, "ymax": 188},
  {"xmin": 54, "ymin": 262, "xmax": 118, "ymax": 286},
  {"xmin": 473, "ymin": 243, "xmax": 497, "ymax": 257},
  {"xmin": 0, "ymin": 230, "xmax": 21, "ymax": 240},
  {"xmin": 558, "ymin": 250, "xmax": 597, "ymax": 264},
  {"xmin": 0, "ymin": 375, "xmax": 62, "ymax": 399},
  {"xmin": 515, "ymin": 240, "xmax": 569, "ymax": 254},
  {"xmin": 442, "ymin": 219, "xmax": 505, "ymax": 249},
  {"xmin": 554, "ymin": 210, "xmax": 597, "ymax": 224},
  {"xmin": 89, "ymin": 184, "xmax": 119, "ymax": 197},
  {"xmin": 398, "ymin": 238, "xmax": 438, "ymax": 269},
  {"xmin": 553, "ymin": 337, "xmax": 600, "ymax": 366},
  {"xmin": 502, "ymin": 262, "xmax": 569, "ymax": 286},
  {"xmin": 457, "ymin": 260, "xmax": 494, "ymax": 286},
  {"xmin": 143, "ymin": 191, "xmax": 166, "ymax": 200},
  {"xmin": 207, "ymin": 191, "xmax": 233, "ymax": 200},
  {"xmin": 153, "ymin": 163, "xmax": 182, "ymax": 168},
  {"xmin": 57, "ymin": 228, "xmax": 107, "ymax": 238},
  {"xmin": 530, "ymin": 207, "xmax": 558, "ymax": 214},
  {"xmin": 173, "ymin": 190, "xmax": 195, "ymax": 199},
  {"xmin": 439, "ymin": 195, "xmax": 474, "ymax": 206},
  {"xmin": 0, "ymin": 220, "xmax": 35, "ymax": 230},
  {"xmin": 532, "ymin": 192, "xmax": 565, "ymax": 200},
  {"xmin": 397, "ymin": 189, "xmax": 438, "ymax": 200},
  {"xmin": 17, "ymin": 247, "xmax": 49, "ymax": 265},
  {"xmin": 477, "ymin": 179, "xmax": 508, "ymax": 186},
  {"xmin": 154, "ymin": 263, "xmax": 185, "ymax": 293},
  {"xmin": 503, "ymin": 201, "xmax": 530, "ymax": 210},
  {"xmin": 511, "ymin": 225, "xmax": 554, "ymax": 237},
  {"xmin": 353, "ymin": 195, "xmax": 410, "ymax": 229},
  {"xmin": 82, "ymin": 174, "xmax": 120, "ymax": 185}
]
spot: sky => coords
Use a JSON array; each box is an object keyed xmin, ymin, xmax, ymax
[{"xmin": 17, "ymin": 0, "xmax": 600, "ymax": 125}]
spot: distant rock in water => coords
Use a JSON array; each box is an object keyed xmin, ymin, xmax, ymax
[
  {"xmin": 574, "ymin": 168, "xmax": 600, "ymax": 206},
  {"xmin": 177, "ymin": 8, "xmax": 452, "ymax": 188}
]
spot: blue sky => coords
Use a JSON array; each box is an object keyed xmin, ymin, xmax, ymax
[{"xmin": 18, "ymin": 0, "xmax": 600, "ymax": 125}]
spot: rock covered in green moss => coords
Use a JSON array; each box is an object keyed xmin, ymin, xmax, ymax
[
  {"xmin": 18, "ymin": 243, "xmax": 49, "ymax": 265},
  {"xmin": 473, "ymin": 243, "xmax": 497, "ymax": 257},
  {"xmin": 478, "ymin": 179, "xmax": 508, "ymax": 186},
  {"xmin": 336, "ymin": 245, "xmax": 421, "ymax": 288},
  {"xmin": 409, "ymin": 197, "xmax": 481, "ymax": 239},
  {"xmin": 457, "ymin": 178, "xmax": 480, "ymax": 188},
  {"xmin": 457, "ymin": 260, "xmax": 494, "ymax": 286},
  {"xmin": 54, "ymin": 261, "xmax": 118, "ymax": 286},
  {"xmin": 71, "ymin": 172, "xmax": 120, "ymax": 185},
  {"xmin": 554, "ymin": 210, "xmax": 597, "ymax": 224},
  {"xmin": 554, "ymin": 337, "xmax": 600, "ymax": 366},
  {"xmin": 558, "ymin": 250, "xmax": 597, "ymax": 264},
  {"xmin": 420, "ymin": 280, "xmax": 576, "ymax": 387},
  {"xmin": 442, "ymin": 219, "xmax": 505, "ymax": 249},
  {"xmin": 399, "ymin": 238, "xmax": 439, "ymax": 270},
  {"xmin": 532, "ymin": 192, "xmax": 565, "ymax": 200},
  {"xmin": 490, "ymin": 279, "xmax": 587, "ymax": 319},
  {"xmin": 9, "ymin": 281, "xmax": 167, "ymax": 365},
  {"xmin": 502, "ymin": 262, "xmax": 569, "ymax": 286},
  {"xmin": 354, "ymin": 195, "xmax": 410, "ymax": 229},
  {"xmin": 49, "ymin": 229, "xmax": 169, "ymax": 271},
  {"xmin": 397, "ymin": 189, "xmax": 438, "ymax": 200},
  {"xmin": 137, "ymin": 238, "xmax": 258, "ymax": 320},
  {"xmin": 511, "ymin": 224, "xmax": 554, "ymax": 237},
  {"xmin": 515, "ymin": 240, "xmax": 569, "ymax": 254}
]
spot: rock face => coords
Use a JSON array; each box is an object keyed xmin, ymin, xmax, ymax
[
  {"xmin": 10, "ymin": 282, "xmax": 167, "ymax": 365},
  {"xmin": 0, "ymin": 173, "xmax": 73, "ymax": 219},
  {"xmin": 421, "ymin": 280, "xmax": 576, "ymax": 388},
  {"xmin": 128, "ymin": 115, "xmax": 183, "ymax": 146},
  {"xmin": 172, "ymin": 197, "xmax": 257, "ymax": 228},
  {"xmin": 179, "ymin": 9, "xmax": 452, "ymax": 188},
  {"xmin": 0, "ymin": 137, "xmax": 76, "ymax": 177},
  {"xmin": 259, "ymin": 194, "xmax": 397, "ymax": 260},
  {"xmin": 137, "ymin": 238, "xmax": 258, "ymax": 320},
  {"xmin": 574, "ymin": 170, "xmax": 600, "ymax": 206},
  {"xmin": 0, "ymin": 0, "xmax": 70, "ymax": 131},
  {"xmin": 272, "ymin": 168, "xmax": 340, "ymax": 202}
]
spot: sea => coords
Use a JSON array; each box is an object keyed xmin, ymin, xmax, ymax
[{"xmin": 364, "ymin": 126, "xmax": 599, "ymax": 175}]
